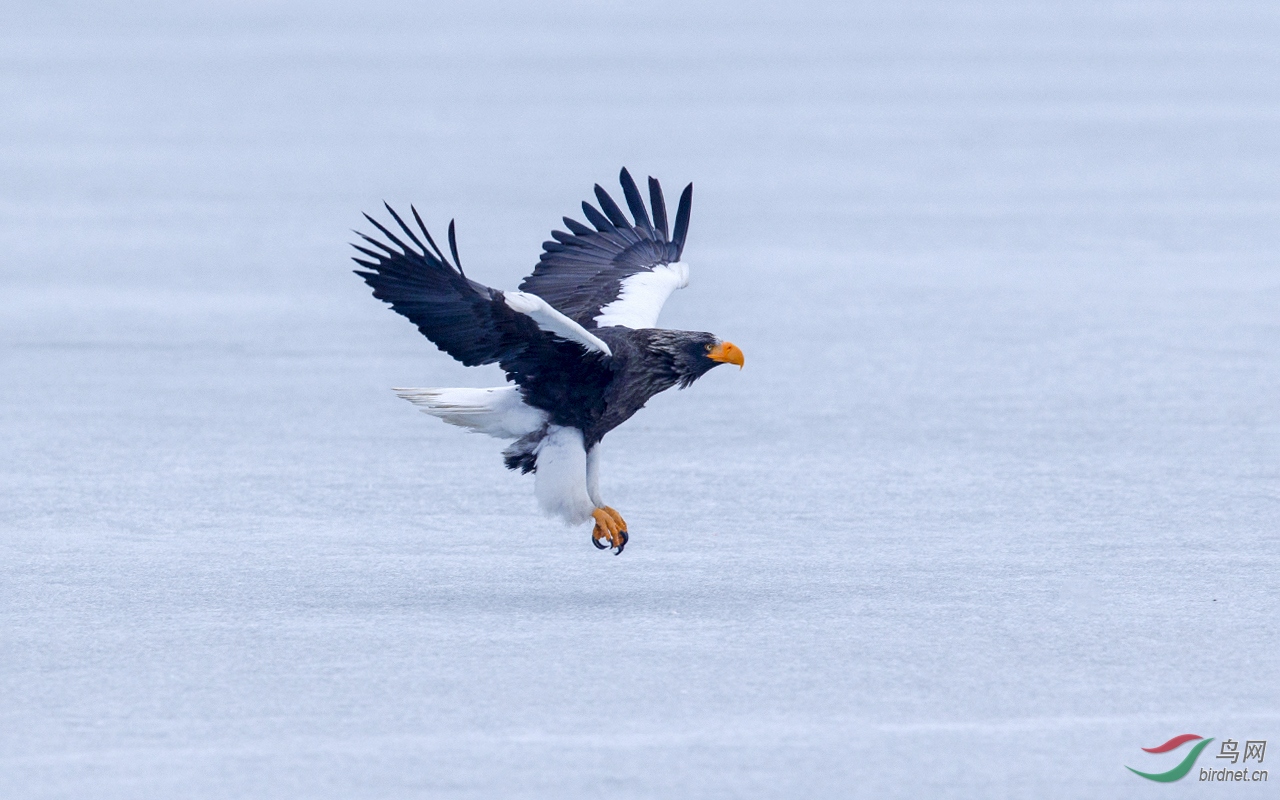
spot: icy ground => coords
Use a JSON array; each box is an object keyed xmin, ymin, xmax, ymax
[{"xmin": 2, "ymin": 2, "xmax": 1278, "ymax": 797}]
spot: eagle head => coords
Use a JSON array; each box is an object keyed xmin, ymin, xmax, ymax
[{"xmin": 668, "ymin": 332, "xmax": 744, "ymax": 388}]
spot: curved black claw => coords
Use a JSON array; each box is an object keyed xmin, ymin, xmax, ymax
[
  {"xmin": 592, "ymin": 533, "xmax": 608, "ymax": 550},
  {"xmin": 613, "ymin": 530, "xmax": 629, "ymax": 556}
]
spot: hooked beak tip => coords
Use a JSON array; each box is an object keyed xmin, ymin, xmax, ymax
[{"xmin": 708, "ymin": 341, "xmax": 744, "ymax": 368}]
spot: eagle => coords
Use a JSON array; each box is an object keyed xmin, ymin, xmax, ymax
[{"xmin": 351, "ymin": 168, "xmax": 744, "ymax": 554}]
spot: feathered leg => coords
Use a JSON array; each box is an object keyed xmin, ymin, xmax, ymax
[
  {"xmin": 586, "ymin": 445, "xmax": 628, "ymax": 554},
  {"xmin": 536, "ymin": 427, "xmax": 627, "ymax": 553}
]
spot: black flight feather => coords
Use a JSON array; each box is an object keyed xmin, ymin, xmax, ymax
[
  {"xmin": 648, "ymin": 176, "xmax": 668, "ymax": 242},
  {"xmin": 384, "ymin": 202, "xmax": 429, "ymax": 255},
  {"xmin": 594, "ymin": 184, "xmax": 632, "ymax": 230},
  {"xmin": 581, "ymin": 202, "xmax": 616, "ymax": 234},
  {"xmin": 412, "ymin": 206, "xmax": 452, "ymax": 268},
  {"xmin": 351, "ymin": 243, "xmax": 387, "ymax": 262},
  {"xmin": 619, "ymin": 168, "xmax": 653, "ymax": 237},
  {"xmin": 671, "ymin": 183, "xmax": 693, "ymax": 259},
  {"xmin": 355, "ymin": 229, "xmax": 399, "ymax": 257},
  {"xmin": 563, "ymin": 217, "xmax": 593, "ymax": 236},
  {"xmin": 447, "ymin": 220, "xmax": 464, "ymax": 277},
  {"xmin": 362, "ymin": 212, "xmax": 414, "ymax": 256}
]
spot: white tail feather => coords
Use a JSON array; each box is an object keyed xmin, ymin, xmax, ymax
[{"xmin": 393, "ymin": 387, "xmax": 547, "ymax": 439}]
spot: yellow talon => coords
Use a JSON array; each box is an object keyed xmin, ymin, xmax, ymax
[
  {"xmin": 601, "ymin": 506, "xmax": 627, "ymax": 531},
  {"xmin": 591, "ymin": 507, "xmax": 629, "ymax": 554}
]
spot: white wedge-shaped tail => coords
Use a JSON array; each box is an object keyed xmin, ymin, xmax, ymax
[{"xmin": 393, "ymin": 387, "xmax": 547, "ymax": 439}]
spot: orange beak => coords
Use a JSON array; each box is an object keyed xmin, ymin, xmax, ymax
[{"xmin": 707, "ymin": 341, "xmax": 744, "ymax": 369}]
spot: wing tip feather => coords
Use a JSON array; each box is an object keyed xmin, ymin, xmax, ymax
[{"xmin": 672, "ymin": 182, "xmax": 694, "ymax": 258}]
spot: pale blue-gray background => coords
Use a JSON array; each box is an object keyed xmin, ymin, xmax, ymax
[{"xmin": 2, "ymin": 1, "xmax": 1278, "ymax": 797}]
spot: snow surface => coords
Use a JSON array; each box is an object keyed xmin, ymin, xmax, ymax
[{"xmin": 2, "ymin": 1, "xmax": 1278, "ymax": 797}]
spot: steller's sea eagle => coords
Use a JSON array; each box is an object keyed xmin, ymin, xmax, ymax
[{"xmin": 352, "ymin": 168, "xmax": 743, "ymax": 554}]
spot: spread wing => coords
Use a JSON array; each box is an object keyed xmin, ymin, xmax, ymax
[
  {"xmin": 351, "ymin": 204, "xmax": 611, "ymax": 389},
  {"xmin": 518, "ymin": 168, "xmax": 693, "ymax": 330}
]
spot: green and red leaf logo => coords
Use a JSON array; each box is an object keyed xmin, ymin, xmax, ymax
[{"xmin": 1127, "ymin": 734, "xmax": 1214, "ymax": 782}]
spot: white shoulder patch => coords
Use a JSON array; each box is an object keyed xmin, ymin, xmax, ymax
[
  {"xmin": 504, "ymin": 290, "xmax": 612, "ymax": 356},
  {"xmin": 593, "ymin": 261, "xmax": 690, "ymax": 329}
]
